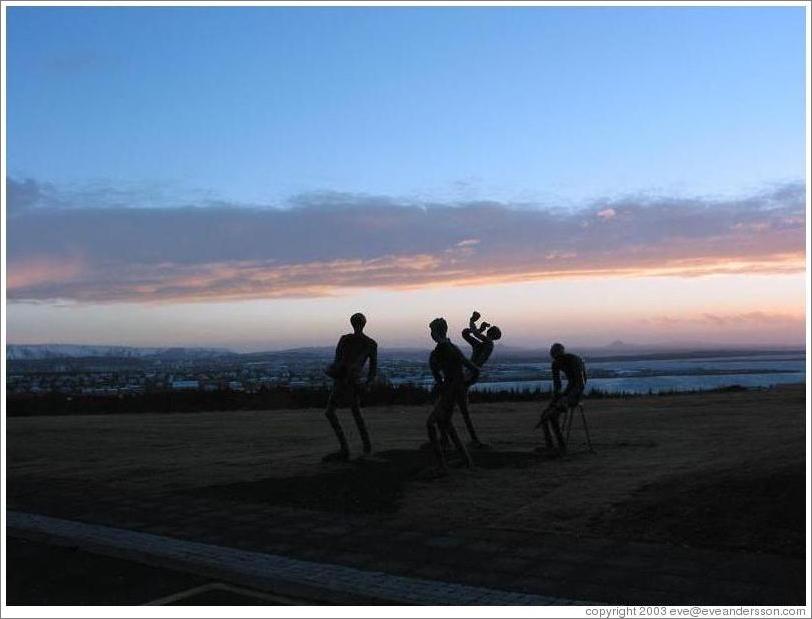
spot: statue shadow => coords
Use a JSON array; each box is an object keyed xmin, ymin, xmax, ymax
[{"xmin": 193, "ymin": 448, "xmax": 544, "ymax": 514}]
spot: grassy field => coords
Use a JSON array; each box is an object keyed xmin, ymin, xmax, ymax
[{"xmin": 6, "ymin": 385, "xmax": 806, "ymax": 557}]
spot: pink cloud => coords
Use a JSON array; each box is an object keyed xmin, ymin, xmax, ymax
[{"xmin": 643, "ymin": 311, "xmax": 804, "ymax": 327}]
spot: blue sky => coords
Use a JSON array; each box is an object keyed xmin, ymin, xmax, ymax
[
  {"xmin": 5, "ymin": 5, "xmax": 807, "ymax": 349},
  {"xmin": 7, "ymin": 6, "xmax": 806, "ymax": 204}
]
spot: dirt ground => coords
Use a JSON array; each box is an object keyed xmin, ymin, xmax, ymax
[{"xmin": 6, "ymin": 385, "xmax": 807, "ymax": 557}]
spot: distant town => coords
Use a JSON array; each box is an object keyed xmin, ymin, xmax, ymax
[
  {"xmin": 6, "ymin": 343, "xmax": 804, "ymax": 397},
  {"xmin": 6, "ymin": 352, "xmax": 434, "ymax": 396}
]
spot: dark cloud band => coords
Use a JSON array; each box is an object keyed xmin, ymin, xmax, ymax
[{"xmin": 6, "ymin": 178, "xmax": 805, "ymax": 303}]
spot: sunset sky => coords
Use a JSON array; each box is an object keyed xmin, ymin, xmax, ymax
[{"xmin": 4, "ymin": 6, "xmax": 807, "ymax": 351}]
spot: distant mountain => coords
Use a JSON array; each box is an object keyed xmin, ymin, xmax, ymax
[
  {"xmin": 603, "ymin": 340, "xmax": 632, "ymax": 350},
  {"xmin": 6, "ymin": 344, "xmax": 233, "ymax": 360},
  {"xmin": 273, "ymin": 346, "xmax": 336, "ymax": 356},
  {"xmin": 242, "ymin": 346, "xmax": 432, "ymax": 361}
]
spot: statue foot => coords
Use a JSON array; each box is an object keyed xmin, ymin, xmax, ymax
[{"xmin": 321, "ymin": 450, "xmax": 350, "ymax": 463}]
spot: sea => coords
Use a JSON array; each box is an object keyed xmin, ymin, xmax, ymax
[{"xmin": 469, "ymin": 352, "xmax": 806, "ymax": 395}]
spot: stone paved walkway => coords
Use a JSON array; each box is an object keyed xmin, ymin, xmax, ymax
[
  {"xmin": 6, "ymin": 479, "xmax": 805, "ymax": 605},
  {"xmin": 8, "ymin": 511, "xmax": 575, "ymax": 605}
]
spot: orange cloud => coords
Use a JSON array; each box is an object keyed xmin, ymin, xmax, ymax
[{"xmin": 7, "ymin": 248, "xmax": 805, "ymax": 304}]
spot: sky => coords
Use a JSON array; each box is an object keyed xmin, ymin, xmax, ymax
[{"xmin": 4, "ymin": 5, "xmax": 808, "ymax": 351}]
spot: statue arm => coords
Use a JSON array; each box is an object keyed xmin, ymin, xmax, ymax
[
  {"xmin": 333, "ymin": 336, "xmax": 346, "ymax": 364},
  {"xmin": 461, "ymin": 328, "xmax": 481, "ymax": 347},
  {"xmin": 367, "ymin": 341, "xmax": 378, "ymax": 383},
  {"xmin": 429, "ymin": 350, "xmax": 443, "ymax": 383},
  {"xmin": 552, "ymin": 363, "xmax": 562, "ymax": 394}
]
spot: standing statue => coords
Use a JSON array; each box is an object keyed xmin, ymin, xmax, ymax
[
  {"xmin": 322, "ymin": 313, "xmax": 377, "ymax": 462},
  {"xmin": 425, "ymin": 317, "xmax": 480, "ymax": 475}
]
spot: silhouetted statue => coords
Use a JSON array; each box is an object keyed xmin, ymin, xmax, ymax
[
  {"xmin": 322, "ymin": 313, "xmax": 377, "ymax": 462},
  {"xmin": 456, "ymin": 310, "xmax": 502, "ymax": 448},
  {"xmin": 537, "ymin": 342, "xmax": 587, "ymax": 452},
  {"xmin": 426, "ymin": 317, "xmax": 480, "ymax": 475},
  {"xmin": 462, "ymin": 311, "xmax": 501, "ymax": 367}
]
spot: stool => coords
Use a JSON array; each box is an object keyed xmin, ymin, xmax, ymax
[{"xmin": 560, "ymin": 403, "xmax": 595, "ymax": 453}]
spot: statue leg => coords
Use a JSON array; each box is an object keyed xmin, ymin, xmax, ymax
[
  {"xmin": 542, "ymin": 421, "xmax": 555, "ymax": 449},
  {"xmin": 350, "ymin": 389, "xmax": 372, "ymax": 454},
  {"xmin": 440, "ymin": 415, "xmax": 473, "ymax": 468},
  {"xmin": 323, "ymin": 386, "xmax": 349, "ymax": 461},
  {"xmin": 457, "ymin": 386, "xmax": 481, "ymax": 445},
  {"xmin": 550, "ymin": 413, "xmax": 566, "ymax": 453},
  {"xmin": 426, "ymin": 405, "xmax": 448, "ymax": 473}
]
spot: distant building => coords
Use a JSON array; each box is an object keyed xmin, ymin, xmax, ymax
[{"xmin": 171, "ymin": 380, "xmax": 199, "ymax": 390}]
